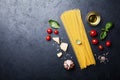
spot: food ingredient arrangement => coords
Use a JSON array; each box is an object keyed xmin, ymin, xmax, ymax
[{"xmin": 45, "ymin": 9, "xmax": 113, "ymax": 70}]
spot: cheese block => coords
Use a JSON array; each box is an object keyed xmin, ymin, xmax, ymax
[
  {"xmin": 60, "ymin": 42, "xmax": 68, "ymax": 52},
  {"xmin": 57, "ymin": 52, "xmax": 63, "ymax": 58},
  {"xmin": 52, "ymin": 37, "xmax": 60, "ymax": 44}
]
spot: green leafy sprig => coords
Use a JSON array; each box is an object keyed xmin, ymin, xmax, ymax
[{"xmin": 100, "ymin": 22, "xmax": 113, "ymax": 40}]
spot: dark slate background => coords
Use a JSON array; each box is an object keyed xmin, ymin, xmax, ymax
[{"xmin": 0, "ymin": 0, "xmax": 120, "ymax": 80}]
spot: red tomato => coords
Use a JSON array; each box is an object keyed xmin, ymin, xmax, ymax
[
  {"xmin": 92, "ymin": 38, "xmax": 99, "ymax": 45},
  {"xmin": 47, "ymin": 28, "xmax": 52, "ymax": 34},
  {"xmin": 46, "ymin": 35, "xmax": 51, "ymax": 41},
  {"xmin": 54, "ymin": 30, "xmax": 59, "ymax": 34},
  {"xmin": 98, "ymin": 45, "xmax": 104, "ymax": 50},
  {"xmin": 90, "ymin": 30, "xmax": 97, "ymax": 37},
  {"xmin": 106, "ymin": 40, "xmax": 111, "ymax": 47}
]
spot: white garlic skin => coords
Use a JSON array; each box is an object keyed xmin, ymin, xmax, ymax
[{"xmin": 64, "ymin": 60, "xmax": 75, "ymax": 70}]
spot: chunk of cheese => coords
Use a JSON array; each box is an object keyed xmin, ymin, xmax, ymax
[
  {"xmin": 57, "ymin": 52, "xmax": 63, "ymax": 58},
  {"xmin": 60, "ymin": 42, "xmax": 68, "ymax": 52},
  {"xmin": 52, "ymin": 37, "xmax": 60, "ymax": 44}
]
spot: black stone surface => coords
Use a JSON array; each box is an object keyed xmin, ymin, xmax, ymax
[{"xmin": 0, "ymin": 0, "xmax": 120, "ymax": 80}]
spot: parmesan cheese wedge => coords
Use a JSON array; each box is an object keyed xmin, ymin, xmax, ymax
[
  {"xmin": 52, "ymin": 37, "xmax": 60, "ymax": 44},
  {"xmin": 60, "ymin": 42, "xmax": 68, "ymax": 52},
  {"xmin": 57, "ymin": 52, "xmax": 63, "ymax": 58}
]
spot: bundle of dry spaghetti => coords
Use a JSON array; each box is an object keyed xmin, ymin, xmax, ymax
[{"xmin": 60, "ymin": 9, "xmax": 96, "ymax": 69}]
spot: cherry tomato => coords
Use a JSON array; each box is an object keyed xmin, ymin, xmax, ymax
[
  {"xmin": 54, "ymin": 30, "xmax": 59, "ymax": 34},
  {"xmin": 106, "ymin": 40, "xmax": 111, "ymax": 47},
  {"xmin": 46, "ymin": 35, "xmax": 51, "ymax": 41},
  {"xmin": 90, "ymin": 30, "xmax": 97, "ymax": 37},
  {"xmin": 98, "ymin": 45, "xmax": 104, "ymax": 50},
  {"xmin": 47, "ymin": 28, "xmax": 52, "ymax": 34},
  {"xmin": 92, "ymin": 38, "xmax": 99, "ymax": 45}
]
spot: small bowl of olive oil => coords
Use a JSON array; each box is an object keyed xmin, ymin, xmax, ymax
[{"xmin": 86, "ymin": 11, "xmax": 101, "ymax": 26}]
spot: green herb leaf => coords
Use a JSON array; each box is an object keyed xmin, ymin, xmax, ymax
[
  {"xmin": 49, "ymin": 20, "xmax": 60, "ymax": 29},
  {"xmin": 76, "ymin": 40, "xmax": 82, "ymax": 45},
  {"xmin": 100, "ymin": 22, "xmax": 113, "ymax": 40},
  {"xmin": 100, "ymin": 31, "xmax": 107, "ymax": 40},
  {"xmin": 105, "ymin": 22, "xmax": 113, "ymax": 30},
  {"xmin": 105, "ymin": 29, "xmax": 109, "ymax": 32}
]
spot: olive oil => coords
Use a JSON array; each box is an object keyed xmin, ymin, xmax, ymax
[
  {"xmin": 89, "ymin": 15, "xmax": 97, "ymax": 23},
  {"xmin": 86, "ymin": 11, "xmax": 101, "ymax": 26}
]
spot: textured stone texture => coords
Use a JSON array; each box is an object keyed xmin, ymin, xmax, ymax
[{"xmin": 0, "ymin": 0, "xmax": 120, "ymax": 80}]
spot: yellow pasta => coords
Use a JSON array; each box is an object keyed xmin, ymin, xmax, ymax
[{"xmin": 60, "ymin": 9, "xmax": 96, "ymax": 69}]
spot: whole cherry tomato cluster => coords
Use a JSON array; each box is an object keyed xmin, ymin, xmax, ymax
[
  {"xmin": 46, "ymin": 28, "xmax": 59, "ymax": 41},
  {"xmin": 90, "ymin": 29, "xmax": 111, "ymax": 51}
]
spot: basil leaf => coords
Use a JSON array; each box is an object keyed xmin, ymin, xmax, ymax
[
  {"xmin": 49, "ymin": 20, "xmax": 60, "ymax": 29},
  {"xmin": 76, "ymin": 40, "xmax": 82, "ymax": 45},
  {"xmin": 105, "ymin": 22, "xmax": 113, "ymax": 30},
  {"xmin": 100, "ymin": 31, "xmax": 107, "ymax": 40},
  {"xmin": 105, "ymin": 29, "xmax": 109, "ymax": 32}
]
